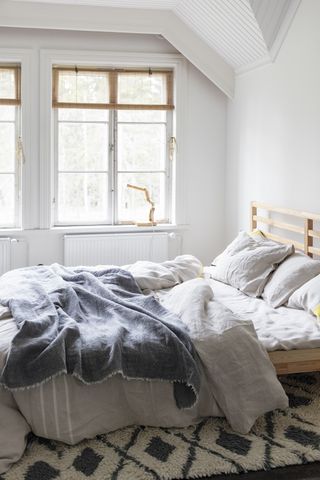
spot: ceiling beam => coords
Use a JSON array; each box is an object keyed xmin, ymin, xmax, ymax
[
  {"xmin": 0, "ymin": 0, "xmax": 234, "ymax": 97},
  {"xmin": 163, "ymin": 13, "xmax": 234, "ymax": 98}
]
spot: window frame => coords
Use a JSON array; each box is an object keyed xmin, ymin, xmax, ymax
[
  {"xmin": 53, "ymin": 107, "xmax": 112, "ymax": 226},
  {"xmin": 0, "ymin": 50, "xmax": 35, "ymax": 231},
  {"xmin": 52, "ymin": 66, "xmax": 174, "ymax": 227},
  {"xmin": 52, "ymin": 106, "xmax": 173, "ymax": 227},
  {"xmin": 0, "ymin": 66, "xmax": 21, "ymax": 229},
  {"xmin": 40, "ymin": 49, "xmax": 188, "ymax": 230},
  {"xmin": 0, "ymin": 102, "xmax": 21, "ymax": 228},
  {"xmin": 114, "ymin": 108, "xmax": 173, "ymax": 226}
]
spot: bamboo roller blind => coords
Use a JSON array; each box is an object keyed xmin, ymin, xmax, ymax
[
  {"xmin": 0, "ymin": 65, "xmax": 21, "ymax": 106},
  {"xmin": 52, "ymin": 67, "xmax": 174, "ymax": 111}
]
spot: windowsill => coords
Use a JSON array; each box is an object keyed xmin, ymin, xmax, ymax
[
  {"xmin": 0, "ymin": 228, "xmax": 23, "ymax": 234},
  {"xmin": 0, "ymin": 224, "xmax": 189, "ymax": 236},
  {"xmin": 51, "ymin": 223, "xmax": 188, "ymax": 234}
]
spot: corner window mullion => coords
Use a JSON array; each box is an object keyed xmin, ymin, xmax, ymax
[
  {"xmin": 109, "ymin": 108, "xmax": 115, "ymax": 225},
  {"xmin": 166, "ymin": 110, "xmax": 173, "ymax": 223},
  {"xmin": 15, "ymin": 105, "xmax": 22, "ymax": 228},
  {"xmin": 53, "ymin": 108, "xmax": 59, "ymax": 226},
  {"xmin": 113, "ymin": 109, "xmax": 119, "ymax": 225}
]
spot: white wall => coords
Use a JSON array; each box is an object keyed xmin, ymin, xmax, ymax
[
  {"xmin": 226, "ymin": 0, "xmax": 320, "ymax": 240},
  {"xmin": 183, "ymin": 62, "xmax": 226, "ymax": 260},
  {"xmin": 0, "ymin": 27, "xmax": 227, "ymax": 266}
]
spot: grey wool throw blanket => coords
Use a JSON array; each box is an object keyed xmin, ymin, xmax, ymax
[{"xmin": 0, "ymin": 264, "xmax": 201, "ymax": 409}]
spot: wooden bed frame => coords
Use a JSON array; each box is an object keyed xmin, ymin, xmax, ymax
[{"xmin": 250, "ymin": 201, "xmax": 320, "ymax": 375}]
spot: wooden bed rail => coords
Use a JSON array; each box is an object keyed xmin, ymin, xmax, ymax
[
  {"xmin": 251, "ymin": 201, "xmax": 320, "ymax": 258},
  {"xmin": 249, "ymin": 201, "xmax": 320, "ymax": 376},
  {"xmin": 269, "ymin": 349, "xmax": 320, "ymax": 375}
]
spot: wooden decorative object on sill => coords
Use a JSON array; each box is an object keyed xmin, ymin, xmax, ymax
[{"xmin": 127, "ymin": 183, "xmax": 157, "ymax": 227}]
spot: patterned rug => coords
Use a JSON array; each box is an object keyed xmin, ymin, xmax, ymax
[{"xmin": 2, "ymin": 373, "xmax": 320, "ymax": 480}]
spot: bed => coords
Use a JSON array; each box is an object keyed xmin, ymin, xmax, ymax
[
  {"xmin": 0, "ymin": 256, "xmax": 288, "ymax": 474},
  {"xmin": 250, "ymin": 201, "xmax": 320, "ymax": 374},
  {"xmin": 1, "ymin": 202, "xmax": 320, "ymax": 473}
]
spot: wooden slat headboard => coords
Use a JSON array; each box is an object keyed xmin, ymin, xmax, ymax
[{"xmin": 251, "ymin": 201, "xmax": 320, "ymax": 258}]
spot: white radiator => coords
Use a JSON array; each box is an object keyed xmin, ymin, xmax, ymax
[
  {"xmin": 0, "ymin": 238, "xmax": 12, "ymax": 275},
  {"xmin": 64, "ymin": 232, "xmax": 169, "ymax": 267}
]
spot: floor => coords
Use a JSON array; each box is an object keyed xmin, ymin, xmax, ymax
[
  {"xmin": 173, "ymin": 463, "xmax": 320, "ymax": 480},
  {"xmin": 200, "ymin": 462, "xmax": 320, "ymax": 479}
]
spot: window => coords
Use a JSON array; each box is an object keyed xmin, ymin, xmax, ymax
[
  {"xmin": 0, "ymin": 65, "xmax": 21, "ymax": 228},
  {"xmin": 52, "ymin": 67, "xmax": 174, "ymax": 226}
]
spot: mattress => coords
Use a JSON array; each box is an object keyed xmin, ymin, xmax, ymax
[{"xmin": 205, "ymin": 267, "xmax": 320, "ymax": 351}]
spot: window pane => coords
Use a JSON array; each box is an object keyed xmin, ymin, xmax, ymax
[
  {"xmin": 118, "ymin": 110, "xmax": 166, "ymax": 123},
  {"xmin": 0, "ymin": 174, "xmax": 15, "ymax": 225},
  {"xmin": 0, "ymin": 105, "xmax": 15, "ymax": 121},
  {"xmin": 58, "ymin": 108, "xmax": 109, "ymax": 122},
  {"xmin": 118, "ymin": 172, "xmax": 166, "ymax": 222},
  {"xmin": 118, "ymin": 73, "xmax": 167, "ymax": 105},
  {"xmin": 118, "ymin": 124, "xmax": 166, "ymax": 171},
  {"xmin": 0, "ymin": 123, "xmax": 15, "ymax": 172},
  {"xmin": 58, "ymin": 123, "xmax": 108, "ymax": 171},
  {"xmin": 58, "ymin": 173, "xmax": 108, "ymax": 223},
  {"xmin": 57, "ymin": 70, "xmax": 109, "ymax": 104},
  {"xmin": 0, "ymin": 69, "xmax": 16, "ymax": 100}
]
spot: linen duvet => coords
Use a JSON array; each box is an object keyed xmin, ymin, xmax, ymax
[{"xmin": 0, "ymin": 256, "xmax": 287, "ymax": 474}]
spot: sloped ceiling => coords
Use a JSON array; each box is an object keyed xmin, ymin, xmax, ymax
[
  {"xmin": 176, "ymin": 0, "xmax": 269, "ymax": 70},
  {"xmin": 2, "ymin": 0, "xmax": 301, "ymax": 96},
  {"xmin": 249, "ymin": 0, "xmax": 299, "ymax": 57}
]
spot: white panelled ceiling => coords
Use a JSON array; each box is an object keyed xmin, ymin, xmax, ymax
[
  {"xmin": 10, "ymin": 0, "xmax": 300, "ymax": 72},
  {"xmin": 175, "ymin": 0, "xmax": 268, "ymax": 69},
  {"xmin": 249, "ymin": 0, "xmax": 297, "ymax": 51}
]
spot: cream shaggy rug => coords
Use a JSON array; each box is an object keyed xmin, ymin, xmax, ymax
[{"xmin": 2, "ymin": 373, "xmax": 320, "ymax": 480}]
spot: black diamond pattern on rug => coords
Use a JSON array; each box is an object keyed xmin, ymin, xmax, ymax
[
  {"xmin": 25, "ymin": 461, "xmax": 60, "ymax": 480},
  {"xmin": 37, "ymin": 437, "xmax": 59, "ymax": 451},
  {"xmin": 145, "ymin": 436, "xmax": 176, "ymax": 462},
  {"xmin": 285, "ymin": 426, "xmax": 320, "ymax": 449},
  {"xmin": 287, "ymin": 393, "xmax": 312, "ymax": 408},
  {"xmin": 216, "ymin": 429, "xmax": 252, "ymax": 456},
  {"xmin": 73, "ymin": 447, "xmax": 103, "ymax": 476}
]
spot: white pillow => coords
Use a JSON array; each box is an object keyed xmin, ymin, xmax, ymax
[
  {"xmin": 211, "ymin": 231, "xmax": 294, "ymax": 297},
  {"xmin": 125, "ymin": 255, "xmax": 202, "ymax": 290},
  {"xmin": 287, "ymin": 274, "xmax": 320, "ymax": 318},
  {"xmin": 212, "ymin": 230, "xmax": 266, "ymax": 266},
  {"xmin": 262, "ymin": 252, "xmax": 320, "ymax": 308}
]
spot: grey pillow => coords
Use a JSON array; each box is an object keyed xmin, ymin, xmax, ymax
[
  {"xmin": 211, "ymin": 231, "xmax": 294, "ymax": 297},
  {"xmin": 262, "ymin": 252, "xmax": 320, "ymax": 308}
]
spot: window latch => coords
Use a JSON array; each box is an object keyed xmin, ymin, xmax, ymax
[
  {"xmin": 169, "ymin": 136, "xmax": 176, "ymax": 161},
  {"xmin": 17, "ymin": 136, "xmax": 26, "ymax": 164}
]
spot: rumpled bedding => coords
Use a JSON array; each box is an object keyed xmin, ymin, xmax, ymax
[
  {"xmin": 0, "ymin": 255, "xmax": 288, "ymax": 474},
  {"xmin": 0, "ymin": 264, "xmax": 200, "ymax": 410},
  {"xmin": 160, "ymin": 279, "xmax": 287, "ymax": 433}
]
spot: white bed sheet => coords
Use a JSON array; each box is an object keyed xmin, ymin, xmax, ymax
[{"xmin": 205, "ymin": 267, "xmax": 320, "ymax": 351}]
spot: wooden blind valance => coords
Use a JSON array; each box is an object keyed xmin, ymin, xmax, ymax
[
  {"xmin": 52, "ymin": 67, "xmax": 174, "ymax": 111},
  {"xmin": 0, "ymin": 65, "xmax": 21, "ymax": 106}
]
